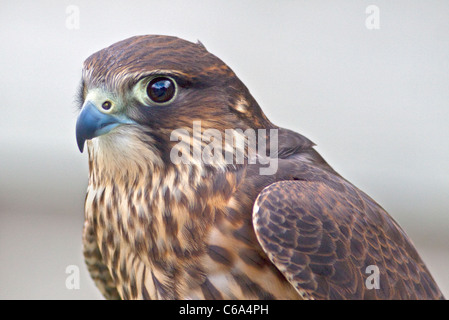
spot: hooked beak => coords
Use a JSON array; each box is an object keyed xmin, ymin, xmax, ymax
[{"xmin": 75, "ymin": 101, "xmax": 133, "ymax": 152}]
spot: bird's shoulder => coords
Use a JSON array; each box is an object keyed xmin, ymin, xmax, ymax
[{"xmin": 246, "ymin": 129, "xmax": 444, "ymax": 299}]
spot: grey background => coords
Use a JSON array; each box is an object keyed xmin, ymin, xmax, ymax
[{"xmin": 0, "ymin": 0, "xmax": 447, "ymax": 299}]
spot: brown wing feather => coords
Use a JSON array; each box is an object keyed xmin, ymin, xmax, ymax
[{"xmin": 253, "ymin": 179, "xmax": 444, "ymax": 300}]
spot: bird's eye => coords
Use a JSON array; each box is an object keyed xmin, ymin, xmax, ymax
[
  {"xmin": 101, "ymin": 101, "xmax": 112, "ymax": 111},
  {"xmin": 146, "ymin": 77, "xmax": 176, "ymax": 103}
]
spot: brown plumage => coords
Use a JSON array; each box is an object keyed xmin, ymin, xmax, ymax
[{"xmin": 76, "ymin": 35, "xmax": 444, "ymax": 300}]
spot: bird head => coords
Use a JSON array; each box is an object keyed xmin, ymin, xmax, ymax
[{"xmin": 76, "ymin": 35, "xmax": 274, "ymax": 172}]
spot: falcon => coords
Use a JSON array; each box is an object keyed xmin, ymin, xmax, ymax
[{"xmin": 75, "ymin": 35, "xmax": 444, "ymax": 300}]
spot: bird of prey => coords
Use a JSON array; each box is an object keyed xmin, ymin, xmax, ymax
[{"xmin": 75, "ymin": 35, "xmax": 444, "ymax": 300}]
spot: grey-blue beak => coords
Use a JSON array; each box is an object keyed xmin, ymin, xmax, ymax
[{"xmin": 76, "ymin": 101, "xmax": 131, "ymax": 152}]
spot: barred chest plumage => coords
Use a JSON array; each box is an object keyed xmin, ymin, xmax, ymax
[{"xmin": 82, "ymin": 137, "xmax": 300, "ymax": 300}]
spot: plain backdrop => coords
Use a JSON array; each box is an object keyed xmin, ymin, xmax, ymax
[{"xmin": 0, "ymin": 0, "xmax": 448, "ymax": 299}]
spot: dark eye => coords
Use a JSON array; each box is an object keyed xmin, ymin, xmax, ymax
[{"xmin": 146, "ymin": 77, "xmax": 176, "ymax": 103}]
